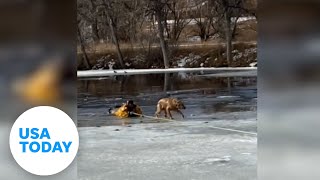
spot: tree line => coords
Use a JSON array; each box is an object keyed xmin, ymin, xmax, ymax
[{"xmin": 77, "ymin": 0, "xmax": 257, "ymax": 69}]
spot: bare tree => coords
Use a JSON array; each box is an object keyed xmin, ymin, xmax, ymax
[
  {"xmin": 189, "ymin": 0, "xmax": 214, "ymax": 41},
  {"xmin": 102, "ymin": 0, "xmax": 125, "ymax": 68},
  {"xmin": 211, "ymin": 0, "xmax": 246, "ymax": 66},
  {"xmin": 78, "ymin": 0, "xmax": 100, "ymax": 42},
  {"xmin": 120, "ymin": 0, "xmax": 145, "ymax": 45},
  {"xmin": 76, "ymin": 0, "xmax": 256, "ymax": 69},
  {"xmin": 77, "ymin": 23, "xmax": 91, "ymax": 69},
  {"xmin": 77, "ymin": 1, "xmax": 91, "ymax": 69},
  {"xmin": 89, "ymin": 0, "xmax": 100, "ymax": 41},
  {"xmin": 147, "ymin": 0, "xmax": 170, "ymax": 68},
  {"xmin": 167, "ymin": 0, "xmax": 191, "ymax": 42}
]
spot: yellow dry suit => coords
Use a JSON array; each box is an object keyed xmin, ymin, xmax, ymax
[{"xmin": 113, "ymin": 104, "xmax": 143, "ymax": 118}]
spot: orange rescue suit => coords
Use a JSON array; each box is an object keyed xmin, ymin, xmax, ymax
[{"xmin": 114, "ymin": 104, "xmax": 142, "ymax": 118}]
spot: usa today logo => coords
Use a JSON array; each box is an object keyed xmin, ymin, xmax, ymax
[{"xmin": 9, "ymin": 106, "xmax": 79, "ymax": 176}]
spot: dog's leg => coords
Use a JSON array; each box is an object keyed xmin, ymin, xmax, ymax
[
  {"xmin": 164, "ymin": 109, "xmax": 168, "ymax": 118},
  {"xmin": 166, "ymin": 108, "xmax": 173, "ymax": 119},
  {"xmin": 176, "ymin": 110, "xmax": 184, "ymax": 118}
]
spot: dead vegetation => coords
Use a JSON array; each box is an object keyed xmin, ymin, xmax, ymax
[{"xmin": 77, "ymin": 0, "xmax": 257, "ymax": 70}]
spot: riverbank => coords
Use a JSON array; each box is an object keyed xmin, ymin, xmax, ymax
[
  {"xmin": 77, "ymin": 67, "xmax": 257, "ymax": 78},
  {"xmin": 78, "ymin": 42, "xmax": 257, "ymax": 70}
]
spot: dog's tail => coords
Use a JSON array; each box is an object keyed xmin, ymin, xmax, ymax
[{"xmin": 154, "ymin": 102, "xmax": 161, "ymax": 116}]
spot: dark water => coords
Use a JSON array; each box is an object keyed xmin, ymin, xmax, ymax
[{"xmin": 77, "ymin": 72, "xmax": 257, "ymax": 127}]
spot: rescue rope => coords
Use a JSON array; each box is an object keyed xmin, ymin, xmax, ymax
[
  {"xmin": 208, "ymin": 126, "xmax": 257, "ymax": 135},
  {"xmin": 131, "ymin": 112, "xmax": 257, "ymax": 136},
  {"xmin": 131, "ymin": 112, "xmax": 175, "ymax": 122}
]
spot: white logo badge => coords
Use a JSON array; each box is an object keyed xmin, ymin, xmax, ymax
[{"xmin": 9, "ymin": 106, "xmax": 79, "ymax": 176}]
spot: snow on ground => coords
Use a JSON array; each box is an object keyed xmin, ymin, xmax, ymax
[
  {"xmin": 78, "ymin": 116, "xmax": 257, "ymax": 180},
  {"xmin": 78, "ymin": 67, "xmax": 257, "ymax": 78},
  {"xmin": 198, "ymin": 70, "xmax": 257, "ymax": 77}
]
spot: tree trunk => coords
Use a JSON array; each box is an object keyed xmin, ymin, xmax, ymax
[
  {"xmin": 91, "ymin": 18, "xmax": 100, "ymax": 42},
  {"xmin": 225, "ymin": 12, "xmax": 232, "ymax": 66},
  {"xmin": 90, "ymin": 0, "xmax": 99, "ymax": 42},
  {"xmin": 103, "ymin": 0, "xmax": 125, "ymax": 68},
  {"xmin": 108, "ymin": 18, "xmax": 125, "ymax": 68},
  {"xmin": 77, "ymin": 26, "xmax": 90, "ymax": 69},
  {"xmin": 156, "ymin": 13, "xmax": 170, "ymax": 69},
  {"xmin": 164, "ymin": 73, "xmax": 170, "ymax": 91},
  {"xmin": 231, "ymin": 16, "xmax": 240, "ymax": 38}
]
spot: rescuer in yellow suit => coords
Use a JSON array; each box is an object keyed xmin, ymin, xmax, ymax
[{"xmin": 111, "ymin": 100, "xmax": 142, "ymax": 118}]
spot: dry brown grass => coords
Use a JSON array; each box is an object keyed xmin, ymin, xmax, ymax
[
  {"xmin": 78, "ymin": 20, "xmax": 257, "ymax": 54},
  {"xmin": 235, "ymin": 19, "xmax": 257, "ymax": 41},
  {"xmin": 77, "ymin": 20, "xmax": 257, "ymax": 69}
]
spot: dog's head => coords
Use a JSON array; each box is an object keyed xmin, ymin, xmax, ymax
[{"xmin": 174, "ymin": 99, "xmax": 186, "ymax": 109}]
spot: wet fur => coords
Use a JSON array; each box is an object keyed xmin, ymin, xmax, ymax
[{"xmin": 155, "ymin": 98, "xmax": 186, "ymax": 119}]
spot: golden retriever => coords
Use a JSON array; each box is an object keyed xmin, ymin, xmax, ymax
[{"xmin": 155, "ymin": 98, "xmax": 186, "ymax": 119}]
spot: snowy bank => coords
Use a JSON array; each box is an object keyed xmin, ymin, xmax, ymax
[{"xmin": 77, "ymin": 67, "xmax": 257, "ymax": 78}]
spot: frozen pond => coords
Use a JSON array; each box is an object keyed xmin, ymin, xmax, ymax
[{"xmin": 77, "ymin": 71, "xmax": 257, "ymax": 180}]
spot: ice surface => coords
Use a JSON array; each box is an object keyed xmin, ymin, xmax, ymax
[
  {"xmin": 78, "ymin": 116, "xmax": 257, "ymax": 180},
  {"xmin": 78, "ymin": 73, "xmax": 257, "ymax": 180}
]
